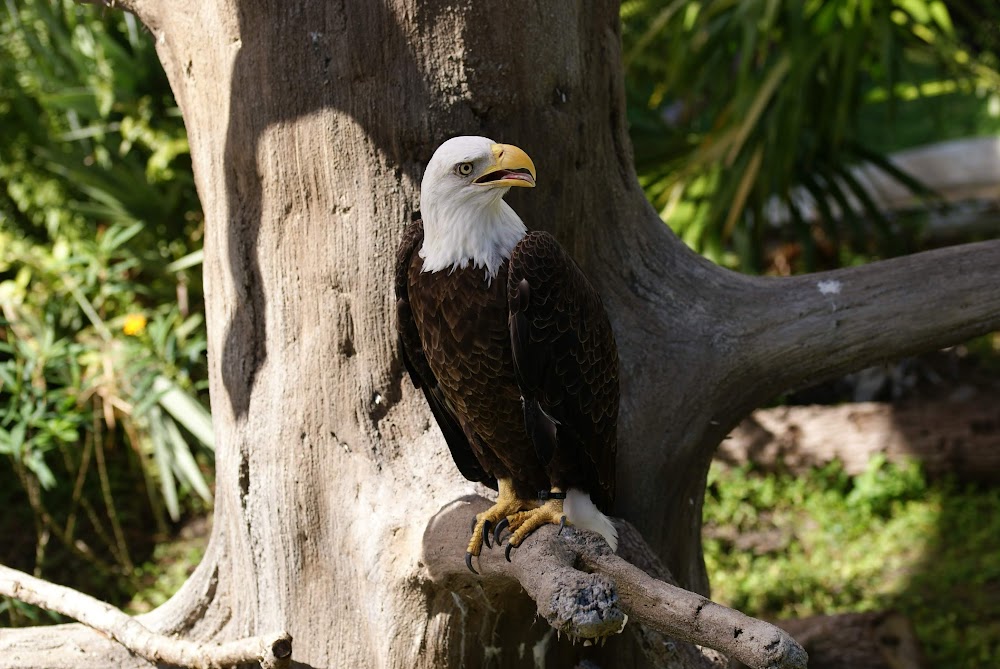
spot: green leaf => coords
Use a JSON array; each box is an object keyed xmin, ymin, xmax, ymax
[
  {"xmin": 8, "ymin": 421, "xmax": 26, "ymax": 457},
  {"xmin": 101, "ymin": 222, "xmax": 145, "ymax": 252},
  {"xmin": 152, "ymin": 375, "xmax": 214, "ymax": 450},
  {"xmin": 162, "ymin": 413, "xmax": 212, "ymax": 504},
  {"xmin": 725, "ymin": 54, "xmax": 792, "ymax": 166},
  {"xmin": 147, "ymin": 407, "xmax": 180, "ymax": 522},
  {"xmin": 165, "ymin": 249, "xmax": 203, "ymax": 273},
  {"xmin": 25, "ymin": 449, "xmax": 57, "ymax": 489}
]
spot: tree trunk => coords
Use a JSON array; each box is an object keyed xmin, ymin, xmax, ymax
[{"xmin": 3, "ymin": 1, "xmax": 1000, "ymax": 667}]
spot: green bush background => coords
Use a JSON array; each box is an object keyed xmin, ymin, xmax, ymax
[{"xmin": 1, "ymin": 0, "xmax": 212, "ymax": 620}]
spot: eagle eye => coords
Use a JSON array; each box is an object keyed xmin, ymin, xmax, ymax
[{"xmin": 456, "ymin": 162, "xmax": 474, "ymax": 176}]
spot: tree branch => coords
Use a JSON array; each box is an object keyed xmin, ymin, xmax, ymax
[
  {"xmin": 595, "ymin": 224, "xmax": 1000, "ymax": 591},
  {"xmin": 423, "ymin": 497, "xmax": 807, "ymax": 669},
  {"xmin": 733, "ymin": 239, "xmax": 1000, "ymax": 407},
  {"xmin": 0, "ymin": 565, "xmax": 291, "ymax": 669}
]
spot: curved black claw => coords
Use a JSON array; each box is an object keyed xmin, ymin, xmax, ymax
[
  {"xmin": 482, "ymin": 519, "xmax": 493, "ymax": 549},
  {"xmin": 492, "ymin": 517, "xmax": 510, "ymax": 546},
  {"xmin": 558, "ymin": 515, "xmax": 567, "ymax": 535},
  {"xmin": 470, "ymin": 516, "xmax": 478, "ymax": 535},
  {"xmin": 465, "ymin": 552, "xmax": 479, "ymax": 575},
  {"xmin": 505, "ymin": 542, "xmax": 515, "ymax": 563}
]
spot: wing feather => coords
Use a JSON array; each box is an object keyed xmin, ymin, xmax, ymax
[
  {"xmin": 507, "ymin": 232, "xmax": 618, "ymax": 510},
  {"xmin": 395, "ymin": 220, "xmax": 497, "ymax": 489}
]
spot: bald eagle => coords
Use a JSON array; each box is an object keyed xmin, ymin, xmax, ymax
[{"xmin": 396, "ymin": 136, "xmax": 619, "ymax": 572}]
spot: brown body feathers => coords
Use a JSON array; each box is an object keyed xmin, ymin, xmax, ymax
[{"xmin": 395, "ymin": 220, "xmax": 618, "ymax": 511}]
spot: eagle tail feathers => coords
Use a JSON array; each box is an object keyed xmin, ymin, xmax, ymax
[{"xmin": 565, "ymin": 488, "xmax": 618, "ymax": 552}]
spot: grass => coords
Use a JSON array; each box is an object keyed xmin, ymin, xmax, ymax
[
  {"xmin": 704, "ymin": 457, "xmax": 1000, "ymax": 667},
  {"xmin": 125, "ymin": 517, "xmax": 207, "ymax": 615}
]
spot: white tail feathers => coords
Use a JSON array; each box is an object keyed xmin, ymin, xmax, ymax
[{"xmin": 564, "ymin": 488, "xmax": 618, "ymax": 552}]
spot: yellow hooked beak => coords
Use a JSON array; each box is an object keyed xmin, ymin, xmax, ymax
[{"xmin": 473, "ymin": 143, "xmax": 536, "ymax": 188}]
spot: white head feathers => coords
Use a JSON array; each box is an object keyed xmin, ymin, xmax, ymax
[{"xmin": 418, "ymin": 136, "xmax": 535, "ymax": 277}]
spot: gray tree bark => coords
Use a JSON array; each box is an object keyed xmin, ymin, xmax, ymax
[{"xmin": 2, "ymin": 1, "xmax": 999, "ymax": 667}]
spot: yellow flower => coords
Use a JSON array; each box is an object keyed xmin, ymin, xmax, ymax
[{"xmin": 123, "ymin": 313, "xmax": 147, "ymax": 336}]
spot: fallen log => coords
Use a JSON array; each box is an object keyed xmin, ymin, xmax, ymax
[
  {"xmin": 717, "ymin": 391, "xmax": 1000, "ymax": 482},
  {"xmin": 730, "ymin": 611, "xmax": 926, "ymax": 669}
]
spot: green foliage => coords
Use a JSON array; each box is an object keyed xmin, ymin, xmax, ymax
[
  {"xmin": 704, "ymin": 460, "xmax": 1000, "ymax": 667},
  {"xmin": 125, "ymin": 522, "xmax": 207, "ymax": 615},
  {"xmin": 0, "ymin": 228, "xmax": 213, "ymax": 514},
  {"xmin": 622, "ymin": 0, "xmax": 1000, "ymax": 272},
  {"xmin": 0, "ymin": 0, "xmax": 196, "ymax": 240},
  {"xmin": 0, "ymin": 0, "xmax": 210, "ymax": 617}
]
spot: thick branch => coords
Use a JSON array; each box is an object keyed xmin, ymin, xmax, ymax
[
  {"xmin": 0, "ymin": 565, "xmax": 291, "ymax": 669},
  {"xmin": 581, "ymin": 549, "xmax": 807, "ymax": 669},
  {"xmin": 733, "ymin": 239, "xmax": 1000, "ymax": 407},
  {"xmin": 424, "ymin": 497, "xmax": 807, "ymax": 669}
]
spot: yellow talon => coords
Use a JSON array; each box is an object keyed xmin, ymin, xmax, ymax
[{"xmin": 466, "ymin": 478, "xmax": 534, "ymax": 570}]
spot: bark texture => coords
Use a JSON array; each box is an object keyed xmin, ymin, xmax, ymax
[{"xmin": 3, "ymin": 1, "xmax": 1000, "ymax": 668}]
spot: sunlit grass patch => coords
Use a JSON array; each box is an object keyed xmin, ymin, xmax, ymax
[{"xmin": 704, "ymin": 458, "xmax": 1000, "ymax": 667}]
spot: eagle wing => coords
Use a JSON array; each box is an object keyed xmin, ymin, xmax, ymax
[
  {"xmin": 507, "ymin": 232, "xmax": 619, "ymax": 511},
  {"xmin": 395, "ymin": 220, "xmax": 498, "ymax": 489}
]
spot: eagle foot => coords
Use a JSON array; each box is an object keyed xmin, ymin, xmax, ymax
[
  {"xmin": 494, "ymin": 513, "xmax": 566, "ymax": 547},
  {"xmin": 465, "ymin": 478, "xmax": 533, "ymax": 573},
  {"xmin": 498, "ymin": 498, "xmax": 567, "ymax": 561}
]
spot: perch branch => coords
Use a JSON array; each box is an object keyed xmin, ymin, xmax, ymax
[
  {"xmin": 424, "ymin": 497, "xmax": 807, "ymax": 669},
  {"xmin": 582, "ymin": 548, "xmax": 805, "ymax": 668},
  {"xmin": 0, "ymin": 565, "xmax": 291, "ymax": 669}
]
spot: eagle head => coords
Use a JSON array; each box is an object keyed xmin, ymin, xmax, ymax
[{"xmin": 418, "ymin": 136, "xmax": 536, "ymax": 276}]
